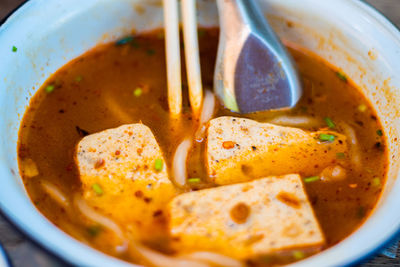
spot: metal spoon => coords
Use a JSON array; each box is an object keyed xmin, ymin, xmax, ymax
[{"xmin": 214, "ymin": 0, "xmax": 302, "ymax": 113}]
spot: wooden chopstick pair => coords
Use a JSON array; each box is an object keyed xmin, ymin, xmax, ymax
[{"xmin": 163, "ymin": 0, "xmax": 203, "ymax": 116}]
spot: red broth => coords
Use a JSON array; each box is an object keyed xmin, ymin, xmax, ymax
[{"xmin": 17, "ymin": 28, "xmax": 387, "ymax": 265}]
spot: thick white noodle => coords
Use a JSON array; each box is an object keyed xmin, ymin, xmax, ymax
[
  {"xmin": 195, "ymin": 90, "xmax": 216, "ymax": 141},
  {"xmin": 172, "ymin": 138, "xmax": 192, "ymax": 186},
  {"xmin": 134, "ymin": 245, "xmax": 209, "ymax": 267},
  {"xmin": 104, "ymin": 93, "xmax": 132, "ymax": 124},
  {"xmin": 341, "ymin": 123, "xmax": 361, "ymax": 170},
  {"xmin": 320, "ymin": 165, "xmax": 347, "ymax": 182},
  {"xmin": 74, "ymin": 195, "xmax": 128, "ymax": 252},
  {"xmin": 182, "ymin": 0, "xmax": 203, "ymax": 114},
  {"xmin": 200, "ymin": 90, "xmax": 216, "ymax": 125},
  {"xmin": 41, "ymin": 181, "xmax": 69, "ymax": 208},
  {"xmin": 268, "ymin": 115, "xmax": 320, "ymax": 128},
  {"xmin": 163, "ymin": 0, "xmax": 182, "ymax": 115},
  {"xmin": 179, "ymin": 251, "xmax": 243, "ymax": 267}
]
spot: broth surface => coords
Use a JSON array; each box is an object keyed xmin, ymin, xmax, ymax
[{"xmin": 18, "ymin": 29, "xmax": 387, "ymax": 265}]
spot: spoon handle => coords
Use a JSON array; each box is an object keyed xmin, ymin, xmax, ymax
[{"xmin": 217, "ymin": 0, "xmax": 282, "ymax": 51}]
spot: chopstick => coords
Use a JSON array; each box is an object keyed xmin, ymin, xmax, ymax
[
  {"xmin": 163, "ymin": 0, "xmax": 182, "ymax": 116},
  {"xmin": 182, "ymin": 0, "xmax": 203, "ymax": 115}
]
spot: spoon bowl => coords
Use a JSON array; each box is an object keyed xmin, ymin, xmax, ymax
[{"xmin": 214, "ymin": 0, "xmax": 302, "ymax": 113}]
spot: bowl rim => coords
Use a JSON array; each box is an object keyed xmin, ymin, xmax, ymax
[
  {"xmin": 0, "ymin": 240, "xmax": 12, "ymax": 267},
  {"xmin": 0, "ymin": 0, "xmax": 399, "ymax": 266}
]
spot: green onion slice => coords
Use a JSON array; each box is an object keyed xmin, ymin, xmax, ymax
[
  {"xmin": 75, "ymin": 76, "xmax": 83, "ymax": 82},
  {"xmin": 133, "ymin": 87, "xmax": 142, "ymax": 97},
  {"xmin": 198, "ymin": 29, "xmax": 206, "ymax": 38},
  {"xmin": 188, "ymin": 178, "xmax": 201, "ymax": 183},
  {"xmin": 12, "ymin": 46, "xmax": 17, "ymax": 52},
  {"xmin": 154, "ymin": 158, "xmax": 163, "ymax": 171},
  {"xmin": 45, "ymin": 85, "xmax": 55, "ymax": 93},
  {"xmin": 92, "ymin": 183, "xmax": 103, "ymax": 196},
  {"xmin": 146, "ymin": 49, "xmax": 156, "ymax": 56},
  {"xmin": 318, "ymin": 134, "xmax": 335, "ymax": 142},
  {"xmin": 87, "ymin": 225, "xmax": 102, "ymax": 237},
  {"xmin": 116, "ymin": 36, "xmax": 134, "ymax": 45},
  {"xmin": 372, "ymin": 177, "xmax": 381, "ymax": 187},
  {"xmin": 336, "ymin": 71, "xmax": 348, "ymax": 82},
  {"xmin": 293, "ymin": 251, "xmax": 305, "ymax": 260},
  {"xmin": 324, "ymin": 117, "xmax": 336, "ymax": 129},
  {"xmin": 336, "ymin": 152, "xmax": 346, "ymax": 159},
  {"xmin": 358, "ymin": 104, "xmax": 367, "ymax": 112},
  {"xmin": 304, "ymin": 176, "xmax": 320, "ymax": 183},
  {"xmin": 357, "ymin": 206, "xmax": 366, "ymax": 218}
]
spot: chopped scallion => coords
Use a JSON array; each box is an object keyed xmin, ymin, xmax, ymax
[
  {"xmin": 357, "ymin": 206, "xmax": 366, "ymax": 219},
  {"xmin": 133, "ymin": 87, "xmax": 142, "ymax": 97},
  {"xmin": 188, "ymin": 178, "xmax": 201, "ymax": 183},
  {"xmin": 336, "ymin": 152, "xmax": 346, "ymax": 159},
  {"xmin": 45, "ymin": 84, "xmax": 55, "ymax": 93},
  {"xmin": 116, "ymin": 36, "xmax": 134, "ymax": 46},
  {"xmin": 12, "ymin": 46, "xmax": 17, "ymax": 52},
  {"xmin": 358, "ymin": 104, "xmax": 367, "ymax": 112},
  {"xmin": 146, "ymin": 49, "xmax": 156, "ymax": 56},
  {"xmin": 300, "ymin": 106, "xmax": 308, "ymax": 113},
  {"xmin": 304, "ymin": 176, "xmax": 320, "ymax": 183},
  {"xmin": 260, "ymin": 255, "xmax": 273, "ymax": 264},
  {"xmin": 324, "ymin": 117, "xmax": 336, "ymax": 129},
  {"xmin": 198, "ymin": 29, "xmax": 206, "ymax": 38},
  {"xmin": 131, "ymin": 40, "xmax": 140, "ymax": 49},
  {"xmin": 92, "ymin": 183, "xmax": 103, "ymax": 196},
  {"xmin": 375, "ymin": 142, "xmax": 382, "ymax": 149},
  {"xmin": 336, "ymin": 71, "xmax": 348, "ymax": 82},
  {"xmin": 376, "ymin": 129, "xmax": 383, "ymax": 136},
  {"xmin": 75, "ymin": 76, "xmax": 83, "ymax": 82},
  {"xmin": 293, "ymin": 251, "xmax": 305, "ymax": 260},
  {"xmin": 87, "ymin": 225, "xmax": 102, "ymax": 237},
  {"xmin": 318, "ymin": 134, "xmax": 335, "ymax": 142},
  {"xmin": 157, "ymin": 32, "xmax": 164, "ymax": 40},
  {"xmin": 372, "ymin": 177, "xmax": 381, "ymax": 187},
  {"xmin": 154, "ymin": 158, "xmax": 163, "ymax": 171}
]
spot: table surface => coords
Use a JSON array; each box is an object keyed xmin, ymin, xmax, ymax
[{"xmin": 1, "ymin": 0, "xmax": 400, "ymax": 266}]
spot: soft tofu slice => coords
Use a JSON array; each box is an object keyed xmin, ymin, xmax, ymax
[
  {"xmin": 207, "ymin": 116, "xmax": 348, "ymax": 185},
  {"xmin": 76, "ymin": 124, "xmax": 177, "ymax": 242},
  {"xmin": 169, "ymin": 174, "xmax": 324, "ymax": 259}
]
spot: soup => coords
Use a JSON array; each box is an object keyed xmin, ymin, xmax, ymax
[{"xmin": 17, "ymin": 28, "xmax": 387, "ymax": 266}]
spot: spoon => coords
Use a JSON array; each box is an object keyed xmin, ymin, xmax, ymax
[{"xmin": 214, "ymin": 0, "xmax": 302, "ymax": 114}]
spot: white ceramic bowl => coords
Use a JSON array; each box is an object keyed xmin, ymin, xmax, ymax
[{"xmin": 1, "ymin": 0, "xmax": 400, "ymax": 266}]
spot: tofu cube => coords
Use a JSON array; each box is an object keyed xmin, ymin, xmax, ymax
[
  {"xmin": 76, "ymin": 124, "xmax": 177, "ymax": 242},
  {"xmin": 207, "ymin": 117, "xmax": 348, "ymax": 185},
  {"xmin": 169, "ymin": 174, "xmax": 325, "ymax": 259}
]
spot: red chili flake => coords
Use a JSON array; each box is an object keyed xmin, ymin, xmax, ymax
[
  {"xmin": 153, "ymin": 210, "xmax": 163, "ymax": 217},
  {"xmin": 222, "ymin": 141, "xmax": 235, "ymax": 149},
  {"xmin": 66, "ymin": 163, "xmax": 74, "ymax": 172},
  {"xmin": 144, "ymin": 197, "xmax": 152, "ymax": 203},
  {"xmin": 115, "ymin": 150, "xmax": 121, "ymax": 156},
  {"xmin": 18, "ymin": 144, "xmax": 29, "ymax": 159},
  {"xmin": 134, "ymin": 190, "xmax": 143, "ymax": 198},
  {"xmin": 94, "ymin": 159, "xmax": 105, "ymax": 169}
]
